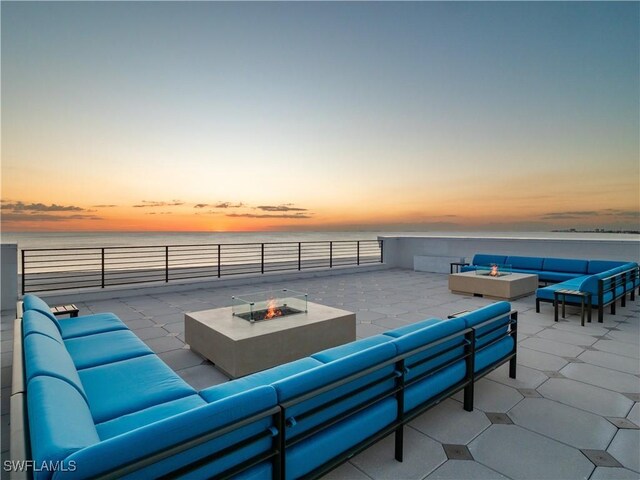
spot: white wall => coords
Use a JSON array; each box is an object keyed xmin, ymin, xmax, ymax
[
  {"xmin": 1, "ymin": 244, "xmax": 18, "ymax": 312},
  {"xmin": 380, "ymin": 235, "xmax": 640, "ymax": 272}
]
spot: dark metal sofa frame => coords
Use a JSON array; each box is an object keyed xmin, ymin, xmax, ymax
[{"xmin": 12, "ymin": 311, "xmax": 518, "ymax": 480}]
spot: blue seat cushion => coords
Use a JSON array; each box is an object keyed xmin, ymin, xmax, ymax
[
  {"xmin": 58, "ymin": 313, "xmax": 128, "ymax": 339},
  {"xmin": 542, "ymin": 258, "xmax": 588, "ymax": 274},
  {"xmin": 538, "ymin": 271, "xmax": 585, "ymax": 283},
  {"xmin": 22, "ymin": 294, "xmax": 60, "ymax": 327},
  {"xmin": 472, "ymin": 254, "xmax": 508, "ymax": 266},
  {"xmin": 22, "ymin": 310, "xmax": 64, "ymax": 343},
  {"xmin": 65, "ymin": 330, "xmax": 154, "ymax": 370},
  {"xmin": 588, "ymin": 260, "xmax": 627, "ymax": 274},
  {"xmin": 27, "ymin": 376, "xmax": 99, "ymax": 480},
  {"xmin": 64, "ymin": 386, "xmax": 278, "ymax": 480},
  {"xmin": 24, "ymin": 333, "xmax": 88, "ymax": 402},
  {"xmin": 460, "ymin": 265, "xmax": 476, "ymax": 273},
  {"xmin": 78, "ymin": 354, "xmax": 196, "ymax": 423},
  {"xmin": 200, "ymin": 357, "xmax": 324, "ymax": 403},
  {"xmin": 96, "ymin": 394, "xmax": 207, "ymax": 440},
  {"xmin": 273, "ymin": 343, "xmax": 397, "ymax": 440},
  {"xmin": 475, "ymin": 336, "xmax": 514, "ymax": 372},
  {"xmin": 312, "ymin": 335, "xmax": 391, "ymax": 363},
  {"xmin": 505, "ymin": 256, "xmax": 544, "ymax": 270},
  {"xmin": 404, "ymin": 362, "xmax": 466, "ymax": 412},
  {"xmin": 390, "ymin": 318, "xmax": 467, "ymax": 382},
  {"xmin": 286, "ymin": 398, "xmax": 397, "ymax": 480},
  {"xmin": 458, "ymin": 302, "xmax": 511, "ymax": 348},
  {"xmin": 383, "ymin": 318, "xmax": 441, "ymax": 338}
]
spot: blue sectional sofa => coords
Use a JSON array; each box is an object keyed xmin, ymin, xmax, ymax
[
  {"xmin": 536, "ymin": 261, "xmax": 639, "ymax": 323},
  {"xmin": 12, "ymin": 295, "xmax": 517, "ymax": 480},
  {"xmin": 461, "ymin": 253, "xmax": 639, "ymax": 323}
]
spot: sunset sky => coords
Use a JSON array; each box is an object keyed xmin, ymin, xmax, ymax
[{"xmin": 2, "ymin": 2, "xmax": 638, "ymax": 232}]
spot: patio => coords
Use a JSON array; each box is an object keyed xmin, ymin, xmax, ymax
[{"xmin": 2, "ymin": 267, "xmax": 639, "ymax": 479}]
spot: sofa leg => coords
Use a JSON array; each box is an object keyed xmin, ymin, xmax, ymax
[
  {"xmin": 598, "ymin": 306, "xmax": 604, "ymax": 323},
  {"xmin": 394, "ymin": 426, "xmax": 404, "ymax": 462},
  {"xmin": 631, "ymin": 289, "xmax": 635, "ymax": 301},
  {"xmin": 509, "ymin": 356, "xmax": 517, "ymax": 379},
  {"xmin": 536, "ymin": 299, "xmax": 540, "ymax": 313},
  {"xmin": 463, "ymin": 384, "xmax": 474, "ymax": 412},
  {"xmin": 622, "ymin": 293, "xmax": 626, "ymax": 308},
  {"xmin": 611, "ymin": 301, "xmax": 616, "ymax": 315}
]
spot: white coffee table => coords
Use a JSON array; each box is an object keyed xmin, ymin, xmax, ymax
[
  {"xmin": 185, "ymin": 302, "xmax": 356, "ymax": 378},
  {"xmin": 448, "ymin": 271, "xmax": 538, "ymax": 300}
]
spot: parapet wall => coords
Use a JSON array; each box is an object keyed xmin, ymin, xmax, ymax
[{"xmin": 379, "ymin": 235, "xmax": 640, "ymax": 273}]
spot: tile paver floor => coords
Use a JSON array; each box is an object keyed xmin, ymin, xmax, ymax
[{"xmin": 1, "ymin": 268, "xmax": 638, "ymax": 479}]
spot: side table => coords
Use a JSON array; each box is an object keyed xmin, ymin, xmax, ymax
[{"xmin": 554, "ymin": 290, "xmax": 591, "ymax": 326}]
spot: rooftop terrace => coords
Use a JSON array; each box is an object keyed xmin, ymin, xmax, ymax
[{"xmin": 2, "ymin": 267, "xmax": 639, "ymax": 479}]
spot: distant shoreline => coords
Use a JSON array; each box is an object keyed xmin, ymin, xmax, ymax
[{"xmin": 551, "ymin": 229, "xmax": 640, "ymax": 234}]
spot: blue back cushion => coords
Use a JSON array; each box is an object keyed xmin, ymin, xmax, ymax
[
  {"xmin": 472, "ymin": 254, "xmax": 508, "ymax": 266},
  {"xmin": 22, "ymin": 310, "xmax": 64, "ymax": 343},
  {"xmin": 63, "ymin": 386, "xmax": 278, "ymax": 480},
  {"xmin": 24, "ymin": 333, "xmax": 88, "ymax": 403},
  {"xmin": 383, "ymin": 318, "xmax": 441, "ymax": 338},
  {"xmin": 28, "ymin": 376, "xmax": 99, "ymax": 480},
  {"xmin": 200, "ymin": 357, "xmax": 323, "ymax": 403},
  {"xmin": 580, "ymin": 264, "xmax": 636, "ymax": 297},
  {"xmin": 390, "ymin": 318, "xmax": 467, "ymax": 383},
  {"xmin": 459, "ymin": 302, "xmax": 511, "ymax": 349},
  {"xmin": 505, "ymin": 256, "xmax": 544, "ymax": 270},
  {"xmin": 587, "ymin": 260, "xmax": 626, "ymax": 274},
  {"xmin": 312, "ymin": 335, "xmax": 391, "ymax": 363},
  {"xmin": 542, "ymin": 258, "xmax": 588, "ymax": 274},
  {"xmin": 273, "ymin": 342, "xmax": 397, "ymax": 440},
  {"xmin": 22, "ymin": 295, "xmax": 60, "ymax": 330}
]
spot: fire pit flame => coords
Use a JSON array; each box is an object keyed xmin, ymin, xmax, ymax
[
  {"xmin": 490, "ymin": 265, "xmax": 499, "ymax": 277},
  {"xmin": 264, "ymin": 298, "xmax": 283, "ymax": 319}
]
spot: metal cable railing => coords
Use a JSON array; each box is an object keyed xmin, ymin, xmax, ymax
[{"xmin": 21, "ymin": 239, "xmax": 384, "ymax": 294}]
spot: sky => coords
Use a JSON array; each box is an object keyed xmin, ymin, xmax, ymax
[{"xmin": 1, "ymin": 1, "xmax": 639, "ymax": 232}]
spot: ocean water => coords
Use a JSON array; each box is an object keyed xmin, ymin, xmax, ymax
[{"xmin": 2, "ymin": 230, "xmax": 639, "ymax": 250}]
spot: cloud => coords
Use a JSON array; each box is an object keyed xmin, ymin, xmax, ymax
[
  {"xmin": 256, "ymin": 204, "xmax": 307, "ymax": 212},
  {"xmin": 133, "ymin": 200, "xmax": 184, "ymax": 208},
  {"xmin": 226, "ymin": 213, "xmax": 311, "ymax": 219},
  {"xmin": 2, "ymin": 201, "xmax": 85, "ymax": 212},
  {"xmin": 194, "ymin": 203, "xmax": 209, "ymax": 209},
  {"xmin": 1, "ymin": 213, "xmax": 102, "ymax": 222},
  {"xmin": 215, "ymin": 202, "xmax": 244, "ymax": 209},
  {"xmin": 602, "ymin": 209, "xmax": 640, "ymax": 218},
  {"xmin": 194, "ymin": 210, "xmax": 222, "ymax": 216},
  {"xmin": 92, "ymin": 204, "xmax": 117, "ymax": 208},
  {"xmin": 145, "ymin": 211, "xmax": 173, "ymax": 215}
]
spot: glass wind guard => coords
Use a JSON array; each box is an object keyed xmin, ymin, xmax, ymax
[
  {"xmin": 232, "ymin": 288, "xmax": 308, "ymax": 322},
  {"xmin": 475, "ymin": 264, "xmax": 512, "ymax": 277}
]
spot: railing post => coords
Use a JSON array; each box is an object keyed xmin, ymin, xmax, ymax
[
  {"xmin": 165, "ymin": 246, "xmax": 169, "ymax": 283},
  {"xmin": 217, "ymin": 244, "xmax": 221, "ymax": 278},
  {"xmin": 101, "ymin": 248, "xmax": 105, "ymax": 288},
  {"xmin": 298, "ymin": 242, "xmax": 301, "ymax": 271},
  {"xmin": 380, "ymin": 239, "xmax": 384, "ymax": 263},
  {"xmin": 21, "ymin": 249, "xmax": 25, "ymax": 296},
  {"xmin": 261, "ymin": 243, "xmax": 265, "ymax": 274},
  {"xmin": 330, "ymin": 241, "xmax": 333, "ymax": 268},
  {"xmin": 357, "ymin": 241, "xmax": 360, "ymax": 266}
]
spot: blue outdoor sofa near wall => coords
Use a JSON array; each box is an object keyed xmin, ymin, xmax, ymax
[
  {"xmin": 462, "ymin": 254, "xmax": 639, "ymax": 323},
  {"xmin": 12, "ymin": 295, "xmax": 517, "ymax": 480}
]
